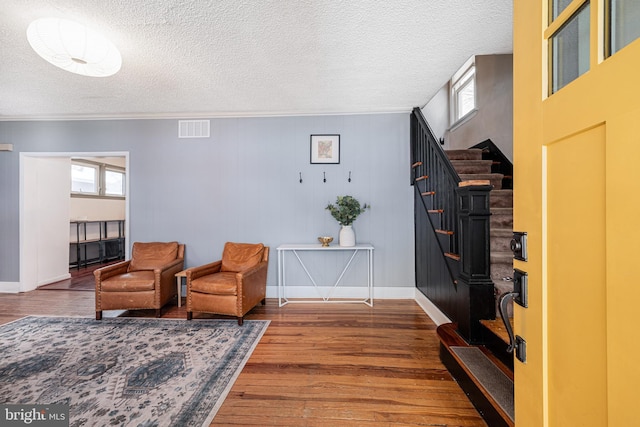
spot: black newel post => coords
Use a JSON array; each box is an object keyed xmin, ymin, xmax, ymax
[{"xmin": 455, "ymin": 183, "xmax": 496, "ymax": 344}]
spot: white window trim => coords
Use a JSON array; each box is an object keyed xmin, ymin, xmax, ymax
[
  {"xmin": 449, "ymin": 56, "xmax": 477, "ymax": 128},
  {"xmin": 71, "ymin": 161, "xmax": 99, "ymax": 196},
  {"xmin": 71, "ymin": 159, "xmax": 126, "ymax": 199},
  {"xmin": 104, "ymin": 167, "xmax": 126, "ymax": 197}
]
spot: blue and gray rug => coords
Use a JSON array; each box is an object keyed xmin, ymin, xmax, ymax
[{"xmin": 0, "ymin": 316, "xmax": 269, "ymax": 426}]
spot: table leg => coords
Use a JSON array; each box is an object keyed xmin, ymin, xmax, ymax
[{"xmin": 176, "ymin": 276, "xmax": 182, "ymax": 307}]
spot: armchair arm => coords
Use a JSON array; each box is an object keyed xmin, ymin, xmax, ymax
[
  {"xmin": 185, "ymin": 260, "xmax": 222, "ymax": 282},
  {"xmin": 158, "ymin": 258, "xmax": 186, "ymax": 283},
  {"xmin": 236, "ymin": 260, "xmax": 269, "ymax": 310},
  {"xmin": 236, "ymin": 260, "xmax": 268, "ymax": 281},
  {"xmin": 155, "ymin": 258, "xmax": 186, "ymax": 306},
  {"xmin": 94, "ymin": 260, "xmax": 131, "ymax": 283}
]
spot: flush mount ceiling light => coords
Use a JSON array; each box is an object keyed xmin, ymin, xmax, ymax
[{"xmin": 27, "ymin": 17, "xmax": 122, "ymax": 77}]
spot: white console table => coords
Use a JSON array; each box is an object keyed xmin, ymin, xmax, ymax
[{"xmin": 276, "ymin": 243, "xmax": 374, "ymax": 307}]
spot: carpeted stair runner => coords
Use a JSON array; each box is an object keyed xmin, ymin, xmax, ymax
[
  {"xmin": 441, "ymin": 148, "xmax": 515, "ymax": 427},
  {"xmin": 438, "ymin": 323, "xmax": 514, "ymax": 427},
  {"xmin": 446, "ymin": 148, "xmax": 514, "ymax": 317},
  {"xmin": 451, "ymin": 347, "xmax": 514, "ymax": 422}
]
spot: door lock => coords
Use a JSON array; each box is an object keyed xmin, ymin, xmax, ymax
[
  {"xmin": 511, "ymin": 231, "xmax": 528, "ymax": 261},
  {"xmin": 515, "ymin": 335, "xmax": 527, "ymax": 363},
  {"xmin": 513, "ymin": 269, "xmax": 528, "ymax": 308}
]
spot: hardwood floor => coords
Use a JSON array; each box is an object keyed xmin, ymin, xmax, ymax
[{"xmin": 0, "ymin": 292, "xmax": 487, "ymax": 426}]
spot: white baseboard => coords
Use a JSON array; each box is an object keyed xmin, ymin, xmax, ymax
[
  {"xmin": 265, "ymin": 285, "xmax": 415, "ymax": 300},
  {"xmin": 414, "ymin": 289, "xmax": 451, "ymax": 326},
  {"xmin": 0, "ymin": 281, "xmax": 451, "ymax": 328},
  {"xmin": 265, "ymin": 285, "xmax": 451, "ymax": 327},
  {"xmin": 38, "ymin": 273, "xmax": 71, "ymax": 287},
  {"xmin": 0, "ymin": 282, "xmax": 21, "ymax": 293}
]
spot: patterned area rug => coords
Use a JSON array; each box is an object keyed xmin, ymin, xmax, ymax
[{"xmin": 0, "ymin": 316, "xmax": 269, "ymax": 427}]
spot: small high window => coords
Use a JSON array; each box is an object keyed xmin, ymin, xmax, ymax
[{"xmin": 450, "ymin": 57, "xmax": 476, "ymax": 125}]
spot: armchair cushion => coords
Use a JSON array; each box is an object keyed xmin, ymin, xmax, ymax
[
  {"xmin": 101, "ymin": 271, "xmax": 156, "ymax": 292},
  {"xmin": 190, "ymin": 272, "xmax": 238, "ymax": 295},
  {"xmin": 129, "ymin": 241, "xmax": 179, "ymax": 271},
  {"xmin": 220, "ymin": 242, "xmax": 264, "ymax": 272}
]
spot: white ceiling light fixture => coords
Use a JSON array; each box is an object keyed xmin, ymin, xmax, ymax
[{"xmin": 27, "ymin": 17, "xmax": 122, "ymax": 77}]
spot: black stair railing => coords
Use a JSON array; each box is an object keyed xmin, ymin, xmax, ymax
[
  {"xmin": 411, "ymin": 108, "xmax": 461, "ymax": 325},
  {"xmin": 410, "ymin": 108, "xmax": 460, "ymax": 287},
  {"xmin": 411, "ymin": 107, "xmax": 496, "ymax": 344}
]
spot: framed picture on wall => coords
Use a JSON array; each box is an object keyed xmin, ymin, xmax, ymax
[{"xmin": 310, "ymin": 134, "xmax": 340, "ymax": 164}]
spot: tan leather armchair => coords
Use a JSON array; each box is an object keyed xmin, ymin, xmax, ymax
[
  {"xmin": 186, "ymin": 242, "xmax": 269, "ymax": 325},
  {"xmin": 94, "ymin": 241, "xmax": 185, "ymax": 320}
]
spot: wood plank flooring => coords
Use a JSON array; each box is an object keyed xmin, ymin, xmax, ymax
[{"xmin": 0, "ymin": 290, "xmax": 487, "ymax": 426}]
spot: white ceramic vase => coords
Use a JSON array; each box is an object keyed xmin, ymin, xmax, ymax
[{"xmin": 339, "ymin": 225, "xmax": 355, "ymax": 247}]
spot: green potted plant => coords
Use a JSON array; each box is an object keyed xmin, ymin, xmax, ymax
[{"xmin": 325, "ymin": 195, "xmax": 370, "ymax": 246}]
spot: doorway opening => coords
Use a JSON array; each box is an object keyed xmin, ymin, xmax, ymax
[{"xmin": 19, "ymin": 151, "xmax": 130, "ymax": 293}]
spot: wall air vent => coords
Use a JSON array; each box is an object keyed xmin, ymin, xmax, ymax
[{"xmin": 178, "ymin": 120, "xmax": 210, "ymax": 138}]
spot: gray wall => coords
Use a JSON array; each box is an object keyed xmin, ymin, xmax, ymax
[
  {"xmin": 422, "ymin": 54, "xmax": 513, "ymax": 161},
  {"xmin": 0, "ymin": 113, "xmax": 414, "ymax": 291}
]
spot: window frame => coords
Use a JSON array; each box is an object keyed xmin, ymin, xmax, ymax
[
  {"xmin": 605, "ymin": 0, "xmax": 640, "ymax": 58},
  {"xmin": 71, "ymin": 161, "xmax": 99, "ymax": 196},
  {"xmin": 545, "ymin": 0, "xmax": 591, "ymax": 96},
  {"xmin": 71, "ymin": 159, "xmax": 126, "ymax": 199},
  {"xmin": 548, "ymin": 1, "xmax": 591, "ymax": 95},
  {"xmin": 104, "ymin": 167, "xmax": 126, "ymax": 197},
  {"xmin": 450, "ymin": 57, "xmax": 477, "ymax": 127}
]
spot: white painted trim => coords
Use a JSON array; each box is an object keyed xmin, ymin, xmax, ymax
[
  {"xmin": 0, "ymin": 282, "xmax": 21, "ymax": 293},
  {"xmin": 0, "ymin": 110, "xmax": 410, "ymax": 122},
  {"xmin": 19, "ymin": 151, "xmax": 130, "ymax": 292},
  {"xmin": 37, "ymin": 273, "xmax": 71, "ymax": 287},
  {"xmin": 414, "ymin": 289, "xmax": 452, "ymax": 326},
  {"xmin": 265, "ymin": 285, "xmax": 415, "ymax": 300},
  {"xmin": 265, "ymin": 285, "xmax": 452, "ymax": 326}
]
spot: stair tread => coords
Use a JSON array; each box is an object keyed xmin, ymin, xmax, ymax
[
  {"xmin": 450, "ymin": 160, "xmax": 494, "ymax": 174},
  {"xmin": 480, "ymin": 319, "xmax": 512, "ymax": 345},
  {"xmin": 437, "ymin": 323, "xmax": 515, "ymax": 427},
  {"xmin": 436, "ymin": 229, "xmax": 454, "ymax": 235},
  {"xmin": 450, "ymin": 159, "xmax": 494, "ymax": 165},
  {"xmin": 459, "ymin": 173, "xmax": 505, "ymax": 179},
  {"xmin": 491, "ymin": 251, "xmax": 513, "ymax": 262},
  {"xmin": 444, "ymin": 252, "xmax": 460, "ymax": 261},
  {"xmin": 451, "ymin": 346, "xmax": 514, "ymax": 423},
  {"xmin": 445, "ymin": 148, "xmax": 483, "ymax": 160}
]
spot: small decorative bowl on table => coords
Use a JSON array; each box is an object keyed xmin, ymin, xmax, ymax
[{"xmin": 318, "ymin": 236, "xmax": 333, "ymax": 247}]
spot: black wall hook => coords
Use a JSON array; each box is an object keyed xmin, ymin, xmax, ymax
[
  {"xmin": 299, "ymin": 172, "xmax": 303, "ymax": 183},
  {"xmin": 323, "ymin": 172, "xmax": 326, "ymax": 183},
  {"xmin": 348, "ymin": 171, "xmax": 352, "ymax": 182}
]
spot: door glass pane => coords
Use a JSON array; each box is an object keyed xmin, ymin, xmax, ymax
[
  {"xmin": 552, "ymin": 0, "xmax": 574, "ymax": 20},
  {"xmin": 550, "ymin": 2, "xmax": 590, "ymax": 94},
  {"xmin": 610, "ymin": 0, "xmax": 640, "ymax": 55}
]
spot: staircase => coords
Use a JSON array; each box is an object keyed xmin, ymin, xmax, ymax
[
  {"xmin": 440, "ymin": 147, "xmax": 515, "ymax": 427},
  {"xmin": 446, "ymin": 148, "xmax": 514, "ymax": 317},
  {"xmin": 410, "ymin": 108, "xmax": 515, "ymax": 426}
]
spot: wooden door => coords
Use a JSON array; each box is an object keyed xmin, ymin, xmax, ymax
[{"xmin": 514, "ymin": 1, "xmax": 640, "ymax": 426}]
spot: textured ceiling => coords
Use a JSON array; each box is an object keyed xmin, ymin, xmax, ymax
[{"xmin": 0, "ymin": 0, "xmax": 512, "ymax": 120}]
